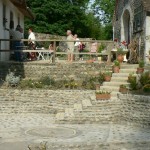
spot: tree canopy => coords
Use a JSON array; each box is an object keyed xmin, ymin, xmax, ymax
[
  {"xmin": 92, "ymin": 0, "xmax": 115, "ymax": 23},
  {"xmin": 25, "ymin": 0, "xmax": 115, "ymax": 40}
]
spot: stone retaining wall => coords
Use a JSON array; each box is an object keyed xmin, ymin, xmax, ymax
[
  {"xmin": 0, "ymin": 88, "xmax": 149, "ymax": 127},
  {"xmin": 0, "ymin": 62, "xmax": 111, "ymax": 79},
  {"xmin": 118, "ymin": 94, "xmax": 150, "ymax": 128}
]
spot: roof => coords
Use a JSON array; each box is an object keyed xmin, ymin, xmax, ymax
[{"xmin": 10, "ymin": 0, "xmax": 35, "ymax": 20}]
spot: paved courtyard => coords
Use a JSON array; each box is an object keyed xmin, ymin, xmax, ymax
[{"xmin": 0, "ymin": 114, "xmax": 150, "ymax": 150}]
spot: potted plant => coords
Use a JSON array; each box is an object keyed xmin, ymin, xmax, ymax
[
  {"xmin": 137, "ymin": 60, "xmax": 145, "ymax": 74},
  {"xmin": 116, "ymin": 48, "xmax": 125, "ymax": 63},
  {"xmin": 95, "ymin": 72, "xmax": 105, "ymax": 90},
  {"xmin": 113, "ymin": 60, "xmax": 120, "ymax": 73},
  {"xmin": 104, "ymin": 71, "xmax": 112, "ymax": 82},
  {"xmin": 119, "ymin": 84, "xmax": 128, "ymax": 94},
  {"xmin": 95, "ymin": 90, "xmax": 111, "ymax": 100},
  {"xmin": 128, "ymin": 73, "xmax": 136, "ymax": 82}
]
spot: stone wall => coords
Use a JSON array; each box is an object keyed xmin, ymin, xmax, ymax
[
  {"xmin": 118, "ymin": 94, "xmax": 150, "ymax": 128},
  {"xmin": 0, "ymin": 88, "xmax": 149, "ymax": 127},
  {"xmin": 0, "ymin": 62, "xmax": 112, "ymax": 80}
]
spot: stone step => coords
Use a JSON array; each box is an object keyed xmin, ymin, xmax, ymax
[
  {"xmin": 120, "ymin": 64, "xmax": 138, "ymax": 69},
  {"xmin": 119, "ymin": 69, "xmax": 136, "ymax": 73},
  {"xmin": 112, "ymin": 73, "xmax": 129, "ymax": 77},
  {"xmin": 103, "ymin": 81, "xmax": 130, "ymax": 86},
  {"xmin": 100, "ymin": 86, "xmax": 119, "ymax": 92},
  {"xmin": 111, "ymin": 76, "xmax": 128, "ymax": 82}
]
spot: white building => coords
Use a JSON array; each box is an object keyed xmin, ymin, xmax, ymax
[{"xmin": 0, "ymin": 0, "xmax": 34, "ymax": 61}]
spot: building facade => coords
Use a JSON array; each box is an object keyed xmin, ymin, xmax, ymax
[
  {"xmin": 0, "ymin": 0, "xmax": 33, "ymax": 61},
  {"xmin": 113, "ymin": 0, "xmax": 150, "ymax": 62}
]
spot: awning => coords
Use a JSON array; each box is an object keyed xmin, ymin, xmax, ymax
[{"xmin": 9, "ymin": 0, "xmax": 35, "ymax": 20}]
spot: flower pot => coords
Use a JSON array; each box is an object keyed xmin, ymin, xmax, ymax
[
  {"xmin": 104, "ymin": 75, "xmax": 111, "ymax": 82},
  {"xmin": 117, "ymin": 54, "xmax": 124, "ymax": 63},
  {"xmin": 86, "ymin": 59, "xmax": 94, "ymax": 63},
  {"xmin": 119, "ymin": 87, "xmax": 128, "ymax": 94},
  {"xmin": 96, "ymin": 94, "xmax": 111, "ymax": 100},
  {"xmin": 113, "ymin": 66, "xmax": 120, "ymax": 73},
  {"xmin": 136, "ymin": 68, "xmax": 144, "ymax": 74}
]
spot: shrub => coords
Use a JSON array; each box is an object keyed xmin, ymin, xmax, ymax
[
  {"xmin": 39, "ymin": 76, "xmax": 55, "ymax": 86},
  {"xmin": 143, "ymin": 84, "xmax": 150, "ymax": 93},
  {"xmin": 128, "ymin": 76, "xmax": 138, "ymax": 90},
  {"xmin": 5, "ymin": 72, "xmax": 20, "ymax": 86},
  {"xmin": 138, "ymin": 60, "xmax": 145, "ymax": 68},
  {"xmin": 140, "ymin": 71, "xmax": 150, "ymax": 86},
  {"xmin": 113, "ymin": 60, "xmax": 120, "ymax": 66}
]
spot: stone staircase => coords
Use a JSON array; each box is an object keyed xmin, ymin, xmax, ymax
[
  {"xmin": 55, "ymin": 63, "xmax": 139, "ymax": 123},
  {"xmin": 101, "ymin": 64, "xmax": 138, "ymax": 98}
]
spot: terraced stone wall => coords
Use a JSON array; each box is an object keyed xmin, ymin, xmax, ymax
[
  {"xmin": 0, "ymin": 88, "xmax": 149, "ymax": 127},
  {"xmin": 0, "ymin": 62, "xmax": 111, "ymax": 80},
  {"xmin": 118, "ymin": 94, "xmax": 150, "ymax": 128}
]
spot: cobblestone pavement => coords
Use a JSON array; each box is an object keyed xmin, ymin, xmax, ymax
[{"xmin": 0, "ymin": 114, "xmax": 150, "ymax": 150}]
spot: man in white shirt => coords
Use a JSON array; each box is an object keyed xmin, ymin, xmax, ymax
[{"xmin": 28, "ymin": 28, "xmax": 36, "ymax": 60}]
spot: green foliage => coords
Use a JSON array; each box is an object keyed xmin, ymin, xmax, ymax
[
  {"xmin": 140, "ymin": 71, "xmax": 150, "ymax": 86},
  {"xmin": 113, "ymin": 60, "xmax": 120, "ymax": 66},
  {"xmin": 116, "ymin": 48, "xmax": 126, "ymax": 55},
  {"xmin": 25, "ymin": 0, "xmax": 101, "ymax": 39},
  {"xmin": 128, "ymin": 76, "xmax": 138, "ymax": 90},
  {"xmin": 143, "ymin": 84, "xmax": 150, "ymax": 93},
  {"xmin": 25, "ymin": 0, "xmax": 113, "ymax": 40},
  {"xmin": 39, "ymin": 76, "xmax": 55, "ymax": 86},
  {"xmin": 95, "ymin": 90, "xmax": 111, "ymax": 94},
  {"xmin": 104, "ymin": 71, "xmax": 112, "ymax": 76},
  {"xmin": 120, "ymin": 84, "xmax": 127, "ymax": 89},
  {"xmin": 138, "ymin": 60, "xmax": 145, "ymax": 68},
  {"xmin": 92, "ymin": 0, "xmax": 115, "ymax": 23},
  {"xmin": 98, "ymin": 43, "xmax": 106, "ymax": 53}
]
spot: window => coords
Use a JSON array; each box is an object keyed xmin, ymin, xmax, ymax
[
  {"xmin": 3, "ymin": 4, "xmax": 6, "ymax": 28},
  {"xmin": 133, "ymin": 5, "xmax": 143, "ymax": 32}
]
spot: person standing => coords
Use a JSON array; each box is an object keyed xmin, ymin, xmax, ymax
[
  {"xmin": 14, "ymin": 25, "xmax": 23, "ymax": 61},
  {"xmin": 90, "ymin": 40, "xmax": 98, "ymax": 61},
  {"xmin": 74, "ymin": 34, "xmax": 80, "ymax": 61},
  {"xmin": 28, "ymin": 28, "xmax": 36, "ymax": 60},
  {"xmin": 66, "ymin": 30, "xmax": 74, "ymax": 62},
  {"xmin": 78, "ymin": 42, "xmax": 85, "ymax": 61}
]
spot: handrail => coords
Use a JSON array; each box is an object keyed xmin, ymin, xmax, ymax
[{"xmin": 0, "ymin": 39, "xmax": 114, "ymax": 63}]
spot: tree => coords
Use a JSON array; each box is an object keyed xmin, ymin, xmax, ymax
[
  {"xmin": 92, "ymin": 0, "xmax": 115, "ymax": 23},
  {"xmin": 90, "ymin": 0, "xmax": 115, "ymax": 40},
  {"xmin": 25, "ymin": 0, "xmax": 92, "ymax": 37}
]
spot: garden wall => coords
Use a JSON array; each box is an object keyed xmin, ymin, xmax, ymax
[
  {"xmin": 118, "ymin": 94, "xmax": 150, "ymax": 128},
  {"xmin": 0, "ymin": 62, "xmax": 112, "ymax": 79},
  {"xmin": 0, "ymin": 87, "xmax": 149, "ymax": 128}
]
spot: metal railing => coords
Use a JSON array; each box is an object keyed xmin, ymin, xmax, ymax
[{"xmin": 0, "ymin": 39, "xmax": 114, "ymax": 63}]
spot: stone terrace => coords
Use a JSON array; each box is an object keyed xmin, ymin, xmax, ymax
[{"xmin": 0, "ymin": 61, "xmax": 150, "ymax": 150}]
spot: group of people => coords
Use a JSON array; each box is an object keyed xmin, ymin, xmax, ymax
[
  {"xmin": 66, "ymin": 30, "xmax": 86, "ymax": 62},
  {"xmin": 66, "ymin": 30, "xmax": 97, "ymax": 62},
  {"xmin": 6, "ymin": 21, "xmax": 37, "ymax": 61}
]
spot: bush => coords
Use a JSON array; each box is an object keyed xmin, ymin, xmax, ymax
[
  {"xmin": 5, "ymin": 72, "xmax": 20, "ymax": 87},
  {"xmin": 143, "ymin": 84, "xmax": 150, "ymax": 93},
  {"xmin": 138, "ymin": 60, "xmax": 145, "ymax": 68},
  {"xmin": 128, "ymin": 76, "xmax": 138, "ymax": 90},
  {"xmin": 140, "ymin": 71, "xmax": 150, "ymax": 86},
  {"xmin": 39, "ymin": 76, "xmax": 55, "ymax": 86}
]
